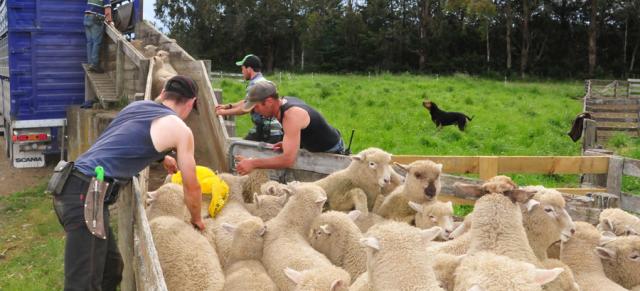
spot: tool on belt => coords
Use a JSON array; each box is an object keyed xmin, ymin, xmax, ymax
[{"xmin": 84, "ymin": 166, "xmax": 109, "ymax": 239}]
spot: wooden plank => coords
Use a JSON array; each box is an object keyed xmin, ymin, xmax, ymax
[
  {"xmin": 620, "ymin": 192, "xmax": 640, "ymax": 214},
  {"xmin": 586, "ymin": 107, "xmax": 640, "ymax": 113},
  {"xmin": 479, "ymin": 156, "xmax": 498, "ymax": 180},
  {"xmin": 117, "ymin": 184, "xmax": 135, "ymax": 291},
  {"xmin": 597, "ymin": 122, "xmax": 640, "ymax": 128},
  {"xmin": 132, "ymin": 177, "xmax": 168, "ymax": 290},
  {"xmin": 583, "ymin": 119, "xmax": 597, "ymax": 151},
  {"xmin": 392, "ymin": 156, "xmax": 478, "ymax": 174},
  {"xmin": 144, "ymin": 58, "xmax": 154, "ymax": 100},
  {"xmin": 596, "ymin": 126, "xmax": 639, "ymax": 131},
  {"xmin": 586, "ymin": 98, "xmax": 640, "ymax": 105},
  {"xmin": 606, "ymin": 156, "xmax": 624, "ymax": 196},
  {"xmin": 438, "ymin": 194, "xmax": 476, "ymax": 206},
  {"xmin": 597, "ymin": 130, "xmax": 640, "ymax": 137},
  {"xmin": 623, "ymin": 157, "xmax": 640, "ymax": 178},
  {"xmin": 555, "ymin": 188, "xmax": 607, "ymax": 195},
  {"xmin": 115, "ymin": 39, "xmax": 124, "ymax": 98},
  {"xmin": 497, "ymin": 156, "xmax": 609, "ymax": 174},
  {"xmin": 591, "ymin": 112, "xmax": 639, "ymax": 119},
  {"xmin": 593, "ymin": 117, "xmax": 639, "ymax": 123}
]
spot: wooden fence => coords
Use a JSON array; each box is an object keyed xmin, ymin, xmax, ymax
[{"xmin": 584, "ymin": 79, "xmax": 640, "ymax": 142}]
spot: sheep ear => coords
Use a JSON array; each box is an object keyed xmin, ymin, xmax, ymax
[
  {"xmin": 420, "ymin": 226, "xmax": 443, "ymax": 243},
  {"xmin": 351, "ymin": 154, "xmax": 364, "ymax": 162},
  {"xmin": 595, "ymin": 246, "xmax": 616, "ymax": 260},
  {"xmin": 257, "ymin": 225, "xmax": 267, "ymax": 237},
  {"xmin": 360, "ymin": 237, "xmax": 380, "ymax": 250},
  {"xmin": 524, "ymin": 199, "xmax": 540, "ymax": 212},
  {"xmin": 347, "ymin": 210, "xmax": 361, "ymax": 221},
  {"xmin": 468, "ymin": 285, "xmax": 484, "ymax": 291},
  {"xmin": 146, "ymin": 191, "xmax": 158, "ymax": 206},
  {"xmin": 599, "ymin": 235, "xmax": 616, "ymax": 246},
  {"xmin": 221, "ymin": 223, "xmax": 237, "ymax": 234},
  {"xmin": 315, "ymin": 196, "xmax": 327, "ymax": 206},
  {"xmin": 284, "ymin": 267, "xmax": 303, "ymax": 285},
  {"xmin": 330, "ymin": 279, "xmax": 346, "ymax": 291},
  {"xmin": 504, "ymin": 189, "xmax": 536, "ymax": 203},
  {"xmin": 320, "ymin": 224, "xmax": 331, "ymax": 234},
  {"xmin": 281, "ymin": 186, "xmax": 293, "ymax": 198},
  {"xmin": 450, "ymin": 223, "xmax": 467, "ymax": 239},
  {"xmin": 625, "ymin": 226, "xmax": 639, "ymax": 236},
  {"xmin": 601, "ymin": 231, "xmax": 617, "ymax": 238},
  {"xmin": 531, "ymin": 267, "xmax": 563, "ymax": 285},
  {"xmin": 408, "ymin": 201, "xmax": 423, "ymax": 213},
  {"xmin": 393, "ymin": 162, "xmax": 409, "ymax": 172},
  {"xmin": 253, "ymin": 193, "xmax": 262, "ymax": 207},
  {"xmin": 446, "ymin": 201, "xmax": 453, "ymax": 210},
  {"xmin": 601, "ymin": 218, "xmax": 614, "ymax": 232},
  {"xmin": 435, "ymin": 163, "xmax": 443, "ymax": 172},
  {"xmin": 453, "ymin": 182, "xmax": 484, "ymax": 197}
]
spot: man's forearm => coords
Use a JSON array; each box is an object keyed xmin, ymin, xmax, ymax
[
  {"xmin": 252, "ymin": 154, "xmax": 296, "ymax": 170},
  {"xmin": 184, "ymin": 187, "xmax": 202, "ymax": 220}
]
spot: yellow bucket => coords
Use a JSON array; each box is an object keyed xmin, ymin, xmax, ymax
[{"xmin": 171, "ymin": 166, "xmax": 229, "ymax": 217}]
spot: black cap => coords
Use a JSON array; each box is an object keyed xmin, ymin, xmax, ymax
[
  {"xmin": 235, "ymin": 54, "xmax": 262, "ymax": 70},
  {"xmin": 164, "ymin": 75, "xmax": 199, "ymax": 109}
]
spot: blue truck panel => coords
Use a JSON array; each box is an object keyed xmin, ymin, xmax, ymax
[{"xmin": 0, "ymin": 0, "xmax": 87, "ymax": 121}]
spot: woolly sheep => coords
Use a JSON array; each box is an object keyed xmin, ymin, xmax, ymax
[
  {"xmin": 262, "ymin": 182, "xmax": 345, "ymax": 290},
  {"xmin": 454, "ymin": 251, "xmax": 564, "ymax": 291},
  {"xmin": 260, "ymin": 180, "xmax": 290, "ymax": 196},
  {"xmin": 221, "ymin": 218, "xmax": 278, "ymax": 291},
  {"xmin": 151, "ymin": 51, "xmax": 178, "ymax": 97},
  {"xmin": 284, "ymin": 265, "xmax": 351, "ymax": 291},
  {"xmin": 143, "ymin": 44, "xmax": 157, "ymax": 58},
  {"xmin": 146, "ymin": 183, "xmax": 190, "ymax": 221},
  {"xmin": 597, "ymin": 208, "xmax": 640, "ymax": 236},
  {"xmin": 308, "ymin": 210, "xmax": 366, "ymax": 281},
  {"xmin": 245, "ymin": 192, "xmax": 289, "ymax": 221},
  {"xmin": 520, "ymin": 187, "xmax": 576, "ymax": 260},
  {"xmin": 350, "ymin": 272, "xmax": 370, "ymax": 291},
  {"xmin": 219, "ymin": 170, "xmax": 270, "ymax": 203},
  {"xmin": 431, "ymin": 253, "xmax": 464, "ymax": 290},
  {"xmin": 560, "ymin": 221, "xmax": 627, "ymax": 291},
  {"xmin": 360, "ymin": 221, "xmax": 443, "ymax": 291},
  {"xmin": 376, "ymin": 160, "xmax": 443, "ymax": 223},
  {"xmin": 409, "ymin": 200, "xmax": 455, "ymax": 240},
  {"xmin": 352, "ymin": 210, "xmax": 386, "ymax": 233},
  {"xmin": 315, "ymin": 147, "xmax": 393, "ymax": 214},
  {"xmin": 598, "ymin": 234, "xmax": 640, "ymax": 289},
  {"xmin": 149, "ymin": 216, "xmax": 224, "ymax": 291}
]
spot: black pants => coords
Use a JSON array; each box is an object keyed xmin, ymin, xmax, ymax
[{"xmin": 52, "ymin": 175, "xmax": 123, "ymax": 291}]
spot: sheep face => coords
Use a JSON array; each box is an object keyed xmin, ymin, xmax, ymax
[
  {"xmin": 454, "ymin": 252, "xmax": 564, "ymax": 291},
  {"xmin": 284, "ymin": 266, "xmax": 350, "ymax": 291},
  {"xmin": 396, "ymin": 160, "xmax": 443, "ymax": 201},
  {"xmin": 524, "ymin": 189, "xmax": 576, "ymax": 243},
  {"xmin": 290, "ymin": 182, "xmax": 328, "ymax": 213},
  {"xmin": 410, "ymin": 201, "xmax": 455, "ymax": 240},
  {"xmin": 223, "ymin": 217, "xmax": 267, "ymax": 262},
  {"xmin": 598, "ymin": 235, "xmax": 640, "ymax": 289},
  {"xmin": 351, "ymin": 148, "xmax": 392, "ymax": 188},
  {"xmin": 598, "ymin": 208, "xmax": 640, "ymax": 236}
]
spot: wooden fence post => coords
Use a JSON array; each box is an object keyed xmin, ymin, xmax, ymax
[
  {"xmin": 117, "ymin": 185, "xmax": 135, "ymax": 291},
  {"xmin": 582, "ymin": 118, "xmax": 597, "ymax": 152},
  {"xmin": 606, "ymin": 156, "xmax": 624, "ymax": 197},
  {"xmin": 479, "ymin": 156, "xmax": 499, "ymax": 180}
]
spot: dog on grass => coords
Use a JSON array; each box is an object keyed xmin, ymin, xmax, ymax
[{"xmin": 422, "ymin": 100, "xmax": 473, "ymax": 131}]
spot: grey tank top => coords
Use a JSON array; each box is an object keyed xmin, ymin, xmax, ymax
[{"xmin": 74, "ymin": 101, "xmax": 176, "ymax": 178}]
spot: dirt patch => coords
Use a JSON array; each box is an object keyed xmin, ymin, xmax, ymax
[{"xmin": 0, "ymin": 136, "xmax": 54, "ymax": 196}]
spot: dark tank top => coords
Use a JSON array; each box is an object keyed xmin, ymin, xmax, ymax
[
  {"xmin": 279, "ymin": 97, "xmax": 340, "ymax": 152},
  {"xmin": 74, "ymin": 101, "xmax": 176, "ymax": 178}
]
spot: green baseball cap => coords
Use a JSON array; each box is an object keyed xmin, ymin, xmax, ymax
[
  {"xmin": 235, "ymin": 54, "xmax": 262, "ymax": 69},
  {"xmin": 243, "ymin": 81, "xmax": 277, "ymax": 111}
]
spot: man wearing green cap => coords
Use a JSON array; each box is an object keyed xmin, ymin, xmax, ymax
[
  {"xmin": 235, "ymin": 80, "xmax": 346, "ymax": 175},
  {"xmin": 215, "ymin": 54, "xmax": 283, "ymax": 143}
]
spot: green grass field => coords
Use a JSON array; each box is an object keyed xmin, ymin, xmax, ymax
[
  {"xmin": 0, "ymin": 184, "xmax": 65, "ymax": 290},
  {"xmin": 215, "ymin": 73, "xmax": 596, "ymax": 188}
]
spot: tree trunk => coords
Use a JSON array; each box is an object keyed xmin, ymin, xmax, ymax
[
  {"xmin": 291, "ymin": 40, "xmax": 295, "ymax": 69},
  {"xmin": 300, "ymin": 48, "xmax": 305, "ymax": 71},
  {"xmin": 486, "ymin": 21, "xmax": 490, "ymax": 64},
  {"xmin": 623, "ymin": 17, "xmax": 628, "ymax": 72},
  {"xmin": 505, "ymin": 1, "xmax": 513, "ymax": 73},
  {"xmin": 417, "ymin": 0, "xmax": 431, "ymax": 71},
  {"xmin": 520, "ymin": 0, "xmax": 530, "ymax": 78},
  {"xmin": 588, "ymin": 0, "xmax": 597, "ymax": 77},
  {"xmin": 630, "ymin": 39, "xmax": 639, "ymax": 73}
]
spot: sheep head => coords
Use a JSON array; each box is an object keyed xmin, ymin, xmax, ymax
[
  {"xmin": 283, "ymin": 266, "xmax": 350, "ymax": 291},
  {"xmin": 522, "ymin": 187, "xmax": 576, "ymax": 243},
  {"xmin": 409, "ymin": 200, "xmax": 455, "ymax": 240},
  {"xmin": 454, "ymin": 175, "xmax": 535, "ymax": 204},
  {"xmin": 396, "ymin": 159, "xmax": 443, "ymax": 202},
  {"xmin": 350, "ymin": 147, "xmax": 393, "ymax": 188},
  {"xmin": 597, "ymin": 235, "xmax": 640, "ymax": 289}
]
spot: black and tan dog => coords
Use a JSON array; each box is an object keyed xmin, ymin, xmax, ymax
[{"xmin": 423, "ymin": 100, "xmax": 473, "ymax": 131}]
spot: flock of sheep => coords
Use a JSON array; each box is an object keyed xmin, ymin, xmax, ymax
[{"xmin": 144, "ymin": 147, "xmax": 640, "ymax": 291}]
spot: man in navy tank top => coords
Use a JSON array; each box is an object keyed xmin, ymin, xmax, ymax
[
  {"xmin": 51, "ymin": 75, "xmax": 203, "ymax": 290},
  {"xmin": 235, "ymin": 80, "xmax": 346, "ymax": 175}
]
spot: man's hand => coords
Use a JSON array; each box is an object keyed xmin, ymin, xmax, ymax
[
  {"xmin": 191, "ymin": 217, "xmax": 205, "ymax": 231},
  {"xmin": 235, "ymin": 155, "xmax": 255, "ymax": 176},
  {"xmin": 272, "ymin": 142, "xmax": 283, "ymax": 152},
  {"xmin": 104, "ymin": 7, "xmax": 113, "ymax": 24},
  {"xmin": 162, "ymin": 155, "xmax": 178, "ymax": 174}
]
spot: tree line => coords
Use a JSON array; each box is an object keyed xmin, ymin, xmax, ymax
[{"xmin": 155, "ymin": 0, "xmax": 640, "ymax": 79}]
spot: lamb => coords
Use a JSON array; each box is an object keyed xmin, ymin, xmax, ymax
[
  {"xmin": 431, "ymin": 253, "xmax": 464, "ymax": 291},
  {"xmin": 308, "ymin": 210, "xmax": 366, "ymax": 280},
  {"xmin": 146, "ymin": 183, "xmax": 190, "ymax": 221},
  {"xmin": 520, "ymin": 186, "xmax": 576, "ymax": 260},
  {"xmin": 409, "ymin": 200, "xmax": 455, "ymax": 240},
  {"xmin": 454, "ymin": 251, "xmax": 564, "ymax": 291},
  {"xmin": 360, "ymin": 221, "xmax": 443, "ymax": 290},
  {"xmin": 352, "ymin": 210, "xmax": 386, "ymax": 233},
  {"xmin": 597, "ymin": 208, "xmax": 640, "ymax": 236},
  {"xmin": 219, "ymin": 170, "xmax": 270, "ymax": 203},
  {"xmin": 221, "ymin": 218, "xmax": 278, "ymax": 291},
  {"xmin": 597, "ymin": 234, "xmax": 640, "ymax": 289},
  {"xmin": 149, "ymin": 216, "xmax": 224, "ymax": 291},
  {"xmin": 262, "ymin": 182, "xmax": 346, "ymax": 290},
  {"xmin": 350, "ymin": 272, "xmax": 370, "ymax": 291},
  {"xmin": 151, "ymin": 52, "xmax": 177, "ymax": 97},
  {"xmin": 143, "ymin": 44, "xmax": 157, "ymax": 58},
  {"xmin": 560, "ymin": 221, "xmax": 627, "ymax": 291},
  {"xmin": 245, "ymin": 192, "xmax": 289, "ymax": 221},
  {"xmin": 375, "ymin": 159, "xmax": 443, "ymax": 223},
  {"xmin": 284, "ymin": 266, "xmax": 351, "ymax": 291},
  {"xmin": 314, "ymin": 147, "xmax": 393, "ymax": 214},
  {"xmin": 260, "ymin": 180, "xmax": 291, "ymax": 196}
]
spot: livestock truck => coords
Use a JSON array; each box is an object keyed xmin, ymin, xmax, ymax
[{"xmin": 0, "ymin": 0, "xmax": 140, "ymax": 168}]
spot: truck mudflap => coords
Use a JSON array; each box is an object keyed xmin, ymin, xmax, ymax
[{"xmin": 12, "ymin": 146, "xmax": 45, "ymax": 168}]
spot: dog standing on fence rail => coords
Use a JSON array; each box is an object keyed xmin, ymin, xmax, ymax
[{"xmin": 422, "ymin": 100, "xmax": 473, "ymax": 131}]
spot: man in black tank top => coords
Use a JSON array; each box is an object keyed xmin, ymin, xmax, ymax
[{"xmin": 235, "ymin": 81, "xmax": 345, "ymax": 175}]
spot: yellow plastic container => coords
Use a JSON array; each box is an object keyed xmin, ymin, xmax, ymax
[{"xmin": 171, "ymin": 166, "xmax": 229, "ymax": 217}]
